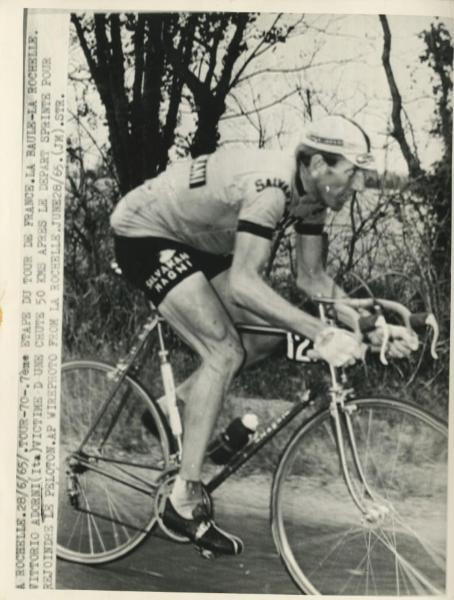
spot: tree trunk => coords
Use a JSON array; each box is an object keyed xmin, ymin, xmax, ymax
[
  {"xmin": 191, "ymin": 101, "xmax": 225, "ymax": 156},
  {"xmin": 379, "ymin": 15, "xmax": 423, "ymax": 179}
]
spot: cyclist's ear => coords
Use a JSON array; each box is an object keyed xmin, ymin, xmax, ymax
[{"xmin": 308, "ymin": 154, "xmax": 328, "ymax": 179}]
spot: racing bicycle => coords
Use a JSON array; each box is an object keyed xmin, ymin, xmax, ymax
[{"xmin": 56, "ymin": 294, "xmax": 448, "ymax": 595}]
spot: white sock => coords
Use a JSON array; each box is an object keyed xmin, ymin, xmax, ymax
[{"xmin": 170, "ymin": 475, "xmax": 202, "ymax": 519}]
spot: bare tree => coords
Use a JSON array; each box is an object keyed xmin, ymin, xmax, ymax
[
  {"xmin": 71, "ymin": 12, "xmax": 305, "ymax": 193},
  {"xmin": 419, "ymin": 21, "xmax": 453, "ymax": 158},
  {"xmin": 379, "ymin": 15, "xmax": 423, "ymax": 179},
  {"xmin": 71, "ymin": 13, "xmax": 195, "ymax": 193},
  {"xmin": 379, "ymin": 16, "xmax": 452, "ymax": 278}
]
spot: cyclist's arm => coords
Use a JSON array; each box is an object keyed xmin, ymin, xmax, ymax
[
  {"xmin": 295, "ymin": 230, "xmax": 375, "ymax": 336},
  {"xmin": 294, "ymin": 231, "xmax": 417, "ymax": 357},
  {"xmin": 229, "ymin": 231, "xmax": 326, "ymax": 340},
  {"xmin": 229, "ymin": 232, "xmax": 365, "ymax": 365},
  {"xmin": 294, "ymin": 230, "xmax": 347, "ymax": 299}
]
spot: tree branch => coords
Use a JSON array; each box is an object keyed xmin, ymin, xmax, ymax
[
  {"xmin": 132, "ymin": 15, "xmax": 146, "ymax": 98},
  {"xmin": 130, "ymin": 14, "xmax": 146, "ymax": 165},
  {"xmin": 222, "ymin": 88, "xmax": 300, "ymax": 120},
  {"xmin": 71, "ymin": 14, "xmax": 98, "ymax": 80},
  {"xmin": 229, "ymin": 14, "xmax": 282, "ymax": 89},
  {"xmin": 215, "ymin": 13, "xmax": 250, "ymax": 98},
  {"xmin": 68, "ymin": 109, "xmax": 119, "ymax": 185},
  {"xmin": 234, "ymin": 56, "xmax": 368, "ymax": 86},
  {"xmin": 204, "ymin": 15, "xmax": 227, "ymax": 89},
  {"xmin": 379, "ymin": 15, "xmax": 423, "ymax": 178},
  {"xmin": 141, "ymin": 15, "xmax": 165, "ymax": 176},
  {"xmin": 166, "ymin": 15, "xmax": 208, "ymax": 103},
  {"xmin": 110, "ymin": 14, "xmax": 125, "ymax": 82},
  {"xmin": 94, "ymin": 14, "xmax": 110, "ymax": 77},
  {"xmin": 162, "ymin": 16, "xmax": 196, "ymax": 167}
]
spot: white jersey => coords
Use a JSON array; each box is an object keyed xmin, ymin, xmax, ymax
[{"xmin": 111, "ymin": 148, "xmax": 327, "ymax": 255}]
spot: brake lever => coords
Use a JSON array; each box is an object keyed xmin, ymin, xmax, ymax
[
  {"xmin": 376, "ymin": 299, "xmax": 412, "ymax": 326},
  {"xmin": 379, "ymin": 301, "xmax": 439, "ymax": 360},
  {"xmin": 426, "ymin": 314, "xmax": 439, "ymax": 359},
  {"xmin": 374, "ymin": 315, "xmax": 390, "ymax": 365},
  {"xmin": 317, "ymin": 297, "xmax": 440, "ymax": 362}
]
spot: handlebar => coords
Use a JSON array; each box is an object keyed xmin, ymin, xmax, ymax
[{"xmin": 313, "ymin": 296, "xmax": 439, "ymax": 362}]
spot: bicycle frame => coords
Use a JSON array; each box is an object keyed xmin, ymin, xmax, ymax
[
  {"xmin": 75, "ymin": 313, "xmax": 160, "ymax": 453},
  {"xmin": 214, "ymin": 321, "xmax": 380, "ymax": 514},
  {"xmin": 59, "ymin": 285, "xmax": 447, "ymax": 595},
  {"xmin": 66, "ymin": 305, "xmax": 381, "ymax": 519}
]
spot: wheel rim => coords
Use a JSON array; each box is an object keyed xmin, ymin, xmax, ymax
[
  {"xmin": 57, "ymin": 361, "xmax": 170, "ymax": 563},
  {"xmin": 272, "ymin": 398, "xmax": 448, "ymax": 595}
]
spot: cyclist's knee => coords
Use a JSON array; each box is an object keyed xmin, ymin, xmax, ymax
[{"xmin": 202, "ymin": 335, "xmax": 245, "ymax": 377}]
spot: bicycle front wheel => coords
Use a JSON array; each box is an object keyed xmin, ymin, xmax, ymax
[
  {"xmin": 57, "ymin": 361, "xmax": 172, "ymax": 564},
  {"xmin": 271, "ymin": 397, "xmax": 448, "ymax": 595}
]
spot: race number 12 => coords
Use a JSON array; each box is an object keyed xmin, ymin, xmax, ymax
[{"xmin": 286, "ymin": 333, "xmax": 313, "ymax": 362}]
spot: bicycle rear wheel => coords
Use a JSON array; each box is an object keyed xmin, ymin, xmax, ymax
[
  {"xmin": 57, "ymin": 360, "xmax": 172, "ymax": 564},
  {"xmin": 271, "ymin": 397, "xmax": 448, "ymax": 595}
]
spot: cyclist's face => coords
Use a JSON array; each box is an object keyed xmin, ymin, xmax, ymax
[{"xmin": 317, "ymin": 158, "xmax": 365, "ymax": 211}]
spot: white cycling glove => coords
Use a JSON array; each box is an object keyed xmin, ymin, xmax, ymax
[{"xmin": 312, "ymin": 327, "xmax": 366, "ymax": 367}]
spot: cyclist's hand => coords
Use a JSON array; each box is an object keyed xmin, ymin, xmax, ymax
[
  {"xmin": 311, "ymin": 327, "xmax": 366, "ymax": 367},
  {"xmin": 368, "ymin": 325, "xmax": 419, "ymax": 358}
]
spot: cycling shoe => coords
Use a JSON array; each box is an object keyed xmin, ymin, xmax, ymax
[{"xmin": 161, "ymin": 498, "xmax": 244, "ymax": 557}]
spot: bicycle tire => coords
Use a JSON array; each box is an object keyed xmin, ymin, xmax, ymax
[
  {"xmin": 57, "ymin": 360, "xmax": 172, "ymax": 564},
  {"xmin": 271, "ymin": 397, "xmax": 448, "ymax": 596}
]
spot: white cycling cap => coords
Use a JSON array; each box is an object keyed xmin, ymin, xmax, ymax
[{"xmin": 300, "ymin": 115, "xmax": 376, "ymax": 170}]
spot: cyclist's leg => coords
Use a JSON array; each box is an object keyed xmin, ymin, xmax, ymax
[
  {"xmin": 210, "ymin": 268, "xmax": 284, "ymax": 367},
  {"xmin": 172, "ymin": 268, "xmax": 285, "ymax": 406},
  {"xmin": 158, "ymin": 271, "xmax": 244, "ymax": 482},
  {"xmin": 158, "ymin": 272, "xmax": 245, "ymax": 555},
  {"xmin": 114, "ymin": 235, "xmax": 244, "ymax": 480},
  {"xmin": 172, "ymin": 267, "xmax": 282, "ymax": 406},
  {"xmin": 115, "ymin": 236, "xmax": 244, "ymax": 553}
]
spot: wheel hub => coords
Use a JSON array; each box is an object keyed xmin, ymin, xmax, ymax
[{"xmin": 362, "ymin": 502, "xmax": 391, "ymax": 526}]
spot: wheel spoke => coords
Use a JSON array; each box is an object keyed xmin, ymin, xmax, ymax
[
  {"xmin": 57, "ymin": 361, "xmax": 170, "ymax": 563},
  {"xmin": 322, "ymin": 419, "xmax": 336, "ymax": 447},
  {"xmin": 66, "ymin": 507, "xmax": 83, "ymax": 549},
  {"xmin": 387, "ymin": 418, "xmax": 404, "ymax": 492},
  {"xmin": 388, "ymin": 510, "xmax": 446, "ymax": 569},
  {"xmin": 370, "ymin": 526, "xmax": 442, "ymax": 594},
  {"xmin": 272, "ymin": 397, "xmax": 447, "ymax": 595},
  {"xmin": 308, "ymin": 527, "xmax": 364, "ymax": 579},
  {"xmin": 363, "ymin": 529, "xmax": 378, "ymax": 595},
  {"xmin": 338, "ymin": 530, "xmax": 380, "ymax": 594},
  {"xmin": 105, "ymin": 485, "xmax": 129, "ymax": 545},
  {"xmin": 79, "ymin": 478, "xmax": 107, "ymax": 553},
  {"xmin": 354, "ymin": 411, "xmax": 390, "ymax": 500},
  {"xmin": 105, "ymin": 485, "xmax": 132, "ymax": 543}
]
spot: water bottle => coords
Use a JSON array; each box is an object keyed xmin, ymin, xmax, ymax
[{"xmin": 207, "ymin": 414, "xmax": 259, "ymax": 465}]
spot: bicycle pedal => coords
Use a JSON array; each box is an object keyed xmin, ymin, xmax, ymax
[{"xmin": 195, "ymin": 546, "xmax": 216, "ymax": 560}]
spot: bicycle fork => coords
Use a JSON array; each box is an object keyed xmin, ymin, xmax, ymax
[{"xmin": 329, "ymin": 383, "xmax": 390, "ymax": 524}]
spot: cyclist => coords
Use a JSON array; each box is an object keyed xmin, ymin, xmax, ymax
[{"xmin": 110, "ymin": 115, "xmax": 418, "ymax": 557}]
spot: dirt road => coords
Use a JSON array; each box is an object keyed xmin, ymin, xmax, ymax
[
  {"xmin": 56, "ymin": 474, "xmax": 299, "ymax": 594},
  {"xmin": 56, "ymin": 469, "xmax": 447, "ymax": 594}
]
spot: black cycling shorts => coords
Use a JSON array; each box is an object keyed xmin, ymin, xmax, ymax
[{"xmin": 114, "ymin": 235, "xmax": 233, "ymax": 306}]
